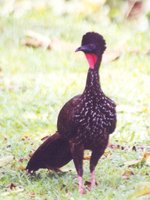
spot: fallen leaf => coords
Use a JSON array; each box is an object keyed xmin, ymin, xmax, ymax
[
  {"xmin": 6, "ymin": 183, "xmax": 17, "ymax": 190},
  {"xmin": 84, "ymin": 180, "xmax": 91, "ymax": 187},
  {"xmin": 142, "ymin": 152, "xmax": 150, "ymax": 166},
  {"xmin": 103, "ymin": 149, "xmax": 112, "ymax": 158},
  {"xmin": 22, "ymin": 30, "xmax": 51, "ymax": 49},
  {"xmin": 126, "ymin": 1, "xmax": 143, "ymax": 19},
  {"xmin": 17, "ymin": 165, "xmax": 26, "ymax": 171},
  {"xmin": 146, "ymin": 49, "xmax": 150, "ymax": 55},
  {"xmin": 122, "ymin": 169, "xmax": 134, "ymax": 180},
  {"xmin": 21, "ymin": 134, "xmax": 31, "ymax": 141},
  {"xmin": 29, "ymin": 192, "xmax": 35, "ymax": 198}
]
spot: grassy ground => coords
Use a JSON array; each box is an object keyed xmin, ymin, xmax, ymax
[{"xmin": 0, "ymin": 3, "xmax": 150, "ymax": 200}]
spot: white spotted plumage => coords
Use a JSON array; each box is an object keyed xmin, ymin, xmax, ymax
[{"xmin": 71, "ymin": 69, "xmax": 116, "ymax": 149}]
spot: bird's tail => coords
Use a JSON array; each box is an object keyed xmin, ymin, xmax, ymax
[{"xmin": 26, "ymin": 132, "xmax": 72, "ymax": 172}]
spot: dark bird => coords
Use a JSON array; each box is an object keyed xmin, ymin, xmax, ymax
[{"xmin": 26, "ymin": 32, "xmax": 117, "ymax": 194}]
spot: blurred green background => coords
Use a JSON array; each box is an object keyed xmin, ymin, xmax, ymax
[{"xmin": 0, "ymin": 0, "xmax": 150, "ymax": 199}]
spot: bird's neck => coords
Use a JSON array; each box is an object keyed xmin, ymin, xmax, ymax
[{"xmin": 84, "ymin": 56, "xmax": 102, "ymax": 94}]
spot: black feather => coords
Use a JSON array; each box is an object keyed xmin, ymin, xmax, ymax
[{"xmin": 81, "ymin": 32, "xmax": 106, "ymax": 54}]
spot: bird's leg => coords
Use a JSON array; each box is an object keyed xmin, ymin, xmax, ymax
[
  {"xmin": 78, "ymin": 175, "xmax": 84, "ymax": 194},
  {"xmin": 90, "ymin": 170, "xmax": 96, "ymax": 189},
  {"xmin": 90, "ymin": 150, "xmax": 104, "ymax": 190},
  {"xmin": 70, "ymin": 142, "xmax": 84, "ymax": 194}
]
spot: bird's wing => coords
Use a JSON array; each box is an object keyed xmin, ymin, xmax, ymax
[
  {"xmin": 104, "ymin": 98, "xmax": 117, "ymax": 134},
  {"xmin": 108, "ymin": 110, "xmax": 117, "ymax": 134},
  {"xmin": 57, "ymin": 95, "xmax": 81, "ymax": 138}
]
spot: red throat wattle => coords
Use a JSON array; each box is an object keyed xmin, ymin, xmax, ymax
[{"xmin": 85, "ymin": 53, "xmax": 97, "ymax": 69}]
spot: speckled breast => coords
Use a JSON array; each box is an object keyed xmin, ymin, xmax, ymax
[{"xmin": 74, "ymin": 94, "xmax": 116, "ymax": 149}]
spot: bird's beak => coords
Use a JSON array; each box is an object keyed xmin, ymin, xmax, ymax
[
  {"xmin": 75, "ymin": 47, "xmax": 80, "ymax": 52},
  {"xmin": 75, "ymin": 46, "xmax": 83, "ymax": 52},
  {"xmin": 75, "ymin": 45, "xmax": 89, "ymax": 53},
  {"xmin": 75, "ymin": 44, "xmax": 97, "ymax": 53}
]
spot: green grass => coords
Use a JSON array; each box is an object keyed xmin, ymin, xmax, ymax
[{"xmin": 0, "ymin": 3, "xmax": 150, "ymax": 200}]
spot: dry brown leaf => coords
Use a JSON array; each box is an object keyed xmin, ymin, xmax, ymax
[
  {"xmin": 22, "ymin": 30, "xmax": 51, "ymax": 49},
  {"xmin": 6, "ymin": 183, "xmax": 17, "ymax": 190},
  {"xmin": 122, "ymin": 169, "xmax": 134, "ymax": 180},
  {"xmin": 146, "ymin": 49, "xmax": 150, "ymax": 55},
  {"xmin": 142, "ymin": 152, "xmax": 150, "ymax": 166},
  {"xmin": 21, "ymin": 134, "xmax": 31, "ymax": 141},
  {"xmin": 84, "ymin": 180, "xmax": 98, "ymax": 188},
  {"xmin": 17, "ymin": 165, "xmax": 26, "ymax": 171},
  {"xmin": 126, "ymin": 1, "xmax": 143, "ymax": 19},
  {"xmin": 103, "ymin": 150, "xmax": 112, "ymax": 158},
  {"xmin": 29, "ymin": 192, "xmax": 35, "ymax": 199}
]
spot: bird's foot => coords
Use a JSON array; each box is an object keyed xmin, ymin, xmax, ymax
[
  {"xmin": 26, "ymin": 169, "xmax": 35, "ymax": 176},
  {"xmin": 90, "ymin": 180, "xmax": 95, "ymax": 190},
  {"xmin": 79, "ymin": 186, "xmax": 86, "ymax": 195}
]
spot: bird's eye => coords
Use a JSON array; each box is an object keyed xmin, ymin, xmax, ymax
[
  {"xmin": 89, "ymin": 44, "xmax": 96, "ymax": 48},
  {"xmin": 88, "ymin": 44, "xmax": 97, "ymax": 51}
]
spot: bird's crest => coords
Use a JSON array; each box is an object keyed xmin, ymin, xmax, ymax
[{"xmin": 82, "ymin": 32, "xmax": 106, "ymax": 54}]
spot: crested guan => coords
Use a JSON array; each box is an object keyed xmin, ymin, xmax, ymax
[{"xmin": 26, "ymin": 32, "xmax": 117, "ymax": 194}]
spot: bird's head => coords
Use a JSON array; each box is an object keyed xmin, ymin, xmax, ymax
[{"xmin": 76, "ymin": 32, "xmax": 106, "ymax": 69}]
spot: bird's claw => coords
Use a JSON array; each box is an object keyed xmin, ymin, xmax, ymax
[{"xmin": 79, "ymin": 186, "xmax": 86, "ymax": 195}]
